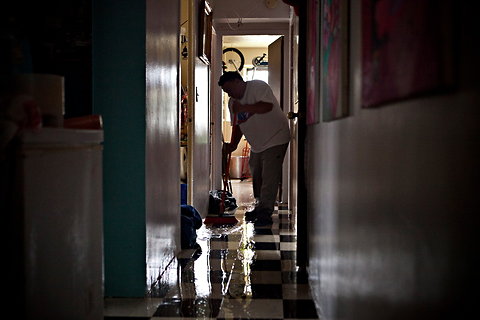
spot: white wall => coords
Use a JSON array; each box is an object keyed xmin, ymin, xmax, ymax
[
  {"xmin": 192, "ymin": 57, "xmax": 212, "ymax": 216},
  {"xmin": 145, "ymin": 0, "xmax": 181, "ymax": 288},
  {"xmin": 185, "ymin": 0, "xmax": 213, "ymax": 216}
]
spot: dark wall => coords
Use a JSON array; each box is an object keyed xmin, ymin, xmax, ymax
[
  {"xmin": 1, "ymin": 0, "xmax": 92, "ymax": 117},
  {"xmin": 306, "ymin": 2, "xmax": 480, "ymax": 319}
]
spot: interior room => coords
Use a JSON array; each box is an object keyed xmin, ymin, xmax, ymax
[{"xmin": 2, "ymin": 0, "xmax": 478, "ymax": 319}]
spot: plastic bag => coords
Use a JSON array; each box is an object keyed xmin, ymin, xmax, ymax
[
  {"xmin": 208, "ymin": 190, "xmax": 237, "ymax": 215},
  {"xmin": 181, "ymin": 205, "xmax": 202, "ymax": 249}
]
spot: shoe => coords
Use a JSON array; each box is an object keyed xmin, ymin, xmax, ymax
[
  {"xmin": 245, "ymin": 209, "xmax": 258, "ymax": 222},
  {"xmin": 254, "ymin": 217, "xmax": 273, "ymax": 227},
  {"xmin": 253, "ymin": 208, "xmax": 273, "ymax": 227}
]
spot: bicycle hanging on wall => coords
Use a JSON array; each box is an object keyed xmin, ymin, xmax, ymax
[{"xmin": 222, "ymin": 47, "xmax": 245, "ymax": 73}]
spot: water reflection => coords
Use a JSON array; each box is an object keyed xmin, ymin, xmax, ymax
[
  {"xmin": 193, "ymin": 240, "xmax": 211, "ymax": 298},
  {"xmin": 134, "ymin": 180, "xmax": 320, "ymax": 319},
  {"xmin": 165, "ymin": 209, "xmax": 275, "ymax": 304},
  {"xmin": 227, "ymin": 221, "xmax": 256, "ymax": 298}
]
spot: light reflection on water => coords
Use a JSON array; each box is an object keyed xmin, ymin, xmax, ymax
[
  {"xmin": 192, "ymin": 208, "xmax": 257, "ymax": 301},
  {"xmin": 189, "ymin": 180, "xmax": 259, "ymax": 302},
  {"xmin": 226, "ymin": 221, "xmax": 256, "ymax": 299},
  {"xmin": 145, "ymin": 179, "xmax": 306, "ymax": 319},
  {"xmin": 193, "ymin": 239, "xmax": 211, "ymax": 298}
]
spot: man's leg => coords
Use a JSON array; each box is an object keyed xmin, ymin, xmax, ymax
[
  {"xmin": 249, "ymin": 151, "xmax": 262, "ymax": 203},
  {"xmin": 244, "ymin": 151, "xmax": 263, "ymax": 221},
  {"xmin": 257, "ymin": 143, "xmax": 288, "ymax": 214}
]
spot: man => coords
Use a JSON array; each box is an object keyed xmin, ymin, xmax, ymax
[{"xmin": 219, "ymin": 71, "xmax": 290, "ymax": 226}]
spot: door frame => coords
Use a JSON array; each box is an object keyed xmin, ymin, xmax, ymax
[
  {"xmin": 211, "ymin": 22, "xmax": 292, "ymax": 195},
  {"xmin": 295, "ymin": 4, "xmax": 308, "ymax": 269}
]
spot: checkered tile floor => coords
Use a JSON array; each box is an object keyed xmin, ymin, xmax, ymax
[{"xmin": 104, "ymin": 181, "xmax": 319, "ymax": 319}]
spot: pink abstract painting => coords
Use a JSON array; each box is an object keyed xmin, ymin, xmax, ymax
[
  {"xmin": 306, "ymin": 0, "xmax": 320, "ymax": 125},
  {"xmin": 321, "ymin": 0, "xmax": 349, "ymax": 121},
  {"xmin": 362, "ymin": 0, "xmax": 453, "ymax": 108}
]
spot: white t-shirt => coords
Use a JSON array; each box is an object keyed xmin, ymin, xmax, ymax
[{"xmin": 229, "ymin": 80, "xmax": 290, "ymax": 153}]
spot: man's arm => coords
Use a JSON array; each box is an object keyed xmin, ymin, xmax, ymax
[
  {"xmin": 223, "ymin": 124, "xmax": 243, "ymax": 154},
  {"xmin": 231, "ymin": 100, "xmax": 273, "ymax": 114}
]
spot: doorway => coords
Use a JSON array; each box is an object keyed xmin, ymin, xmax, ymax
[{"xmin": 219, "ymin": 34, "xmax": 291, "ymax": 209}]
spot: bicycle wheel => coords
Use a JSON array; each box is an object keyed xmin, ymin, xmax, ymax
[{"xmin": 222, "ymin": 47, "xmax": 245, "ymax": 72}]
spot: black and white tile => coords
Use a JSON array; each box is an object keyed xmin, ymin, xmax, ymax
[{"xmin": 105, "ymin": 181, "xmax": 319, "ymax": 319}]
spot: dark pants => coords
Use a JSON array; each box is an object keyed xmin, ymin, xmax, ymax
[{"xmin": 249, "ymin": 143, "xmax": 289, "ymax": 214}]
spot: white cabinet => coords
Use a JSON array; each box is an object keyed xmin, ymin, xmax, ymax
[{"xmin": 13, "ymin": 128, "xmax": 104, "ymax": 319}]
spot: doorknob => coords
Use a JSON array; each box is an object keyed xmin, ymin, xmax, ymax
[{"xmin": 287, "ymin": 111, "xmax": 300, "ymax": 119}]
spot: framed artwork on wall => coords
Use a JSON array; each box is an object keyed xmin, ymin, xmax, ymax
[
  {"xmin": 306, "ymin": 0, "xmax": 320, "ymax": 125},
  {"xmin": 320, "ymin": 0, "xmax": 349, "ymax": 122},
  {"xmin": 198, "ymin": 0, "xmax": 212, "ymax": 65},
  {"xmin": 361, "ymin": 0, "xmax": 454, "ymax": 108}
]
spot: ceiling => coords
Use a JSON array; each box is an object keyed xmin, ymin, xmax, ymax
[{"xmin": 222, "ymin": 35, "xmax": 282, "ymax": 49}]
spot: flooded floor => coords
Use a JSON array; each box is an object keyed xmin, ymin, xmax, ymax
[{"xmin": 104, "ymin": 179, "xmax": 319, "ymax": 319}]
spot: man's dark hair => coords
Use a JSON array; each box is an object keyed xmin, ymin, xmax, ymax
[{"xmin": 218, "ymin": 71, "xmax": 243, "ymax": 86}]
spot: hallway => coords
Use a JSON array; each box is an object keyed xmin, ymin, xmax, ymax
[{"xmin": 104, "ymin": 179, "xmax": 319, "ymax": 319}]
